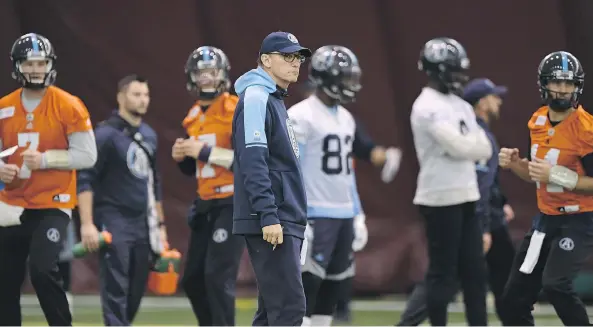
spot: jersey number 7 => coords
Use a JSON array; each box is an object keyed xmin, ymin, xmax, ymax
[{"xmin": 17, "ymin": 132, "xmax": 40, "ymax": 179}]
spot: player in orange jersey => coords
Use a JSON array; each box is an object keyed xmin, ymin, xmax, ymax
[
  {"xmin": 171, "ymin": 46, "xmax": 244, "ymax": 326},
  {"xmin": 0, "ymin": 33, "xmax": 97, "ymax": 326},
  {"xmin": 499, "ymin": 51, "xmax": 593, "ymax": 326}
]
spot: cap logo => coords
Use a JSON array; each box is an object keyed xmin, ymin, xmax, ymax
[{"xmin": 287, "ymin": 33, "xmax": 299, "ymax": 44}]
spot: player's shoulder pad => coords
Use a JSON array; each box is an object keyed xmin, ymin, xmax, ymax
[
  {"xmin": 182, "ymin": 102, "xmax": 201, "ymax": 128},
  {"xmin": 287, "ymin": 97, "xmax": 313, "ymax": 119},
  {"xmin": 576, "ymin": 106, "xmax": 593, "ymax": 128},
  {"xmin": 0, "ymin": 88, "xmax": 21, "ymax": 108},
  {"xmin": 527, "ymin": 106, "xmax": 549, "ymax": 130}
]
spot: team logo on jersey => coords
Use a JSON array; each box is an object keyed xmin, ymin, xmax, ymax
[
  {"xmin": 126, "ymin": 142, "xmax": 151, "ymax": 179},
  {"xmin": 286, "ymin": 118, "xmax": 299, "ymax": 159}
]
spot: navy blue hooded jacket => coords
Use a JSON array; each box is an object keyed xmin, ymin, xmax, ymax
[
  {"xmin": 231, "ymin": 67, "xmax": 307, "ymax": 239},
  {"xmin": 475, "ymin": 118, "xmax": 506, "ymax": 232}
]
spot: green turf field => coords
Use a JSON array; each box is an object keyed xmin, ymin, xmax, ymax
[{"xmin": 21, "ymin": 295, "xmax": 566, "ymax": 326}]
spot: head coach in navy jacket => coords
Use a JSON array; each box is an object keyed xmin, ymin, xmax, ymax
[{"xmin": 231, "ymin": 31, "xmax": 311, "ymax": 326}]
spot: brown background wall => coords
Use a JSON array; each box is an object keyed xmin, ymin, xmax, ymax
[{"xmin": 1, "ymin": 0, "xmax": 592, "ymax": 295}]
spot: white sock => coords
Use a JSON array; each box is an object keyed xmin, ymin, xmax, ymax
[
  {"xmin": 302, "ymin": 316, "xmax": 311, "ymax": 326},
  {"xmin": 311, "ymin": 314, "xmax": 333, "ymax": 326}
]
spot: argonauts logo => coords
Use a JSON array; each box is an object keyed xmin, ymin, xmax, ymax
[
  {"xmin": 126, "ymin": 142, "xmax": 151, "ymax": 179},
  {"xmin": 286, "ymin": 118, "xmax": 299, "ymax": 159}
]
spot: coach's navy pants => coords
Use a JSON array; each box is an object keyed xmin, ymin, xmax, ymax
[
  {"xmin": 98, "ymin": 213, "xmax": 151, "ymax": 326},
  {"xmin": 245, "ymin": 235, "xmax": 306, "ymax": 326}
]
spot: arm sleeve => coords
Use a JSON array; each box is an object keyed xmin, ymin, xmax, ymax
[
  {"xmin": 61, "ymin": 131, "xmax": 98, "ymax": 170},
  {"xmin": 352, "ymin": 119, "xmax": 376, "ymax": 162},
  {"xmin": 178, "ymin": 157, "xmax": 197, "ymax": 176},
  {"xmin": 77, "ymin": 127, "xmax": 112, "ymax": 194},
  {"xmin": 176, "ymin": 134, "xmax": 197, "ymax": 176},
  {"xmin": 417, "ymin": 107, "xmax": 492, "ymax": 161},
  {"xmin": 235, "ymin": 87, "xmax": 279, "ymax": 227}
]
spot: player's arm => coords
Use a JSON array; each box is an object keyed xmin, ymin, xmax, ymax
[
  {"xmin": 197, "ymin": 143, "xmax": 233, "ymax": 170},
  {"xmin": 39, "ymin": 130, "xmax": 97, "ymax": 170},
  {"xmin": 235, "ymin": 87, "xmax": 279, "ymax": 227},
  {"xmin": 506, "ymin": 137, "xmax": 534, "ymax": 183},
  {"xmin": 352, "ymin": 120, "xmax": 401, "ymax": 183},
  {"xmin": 553, "ymin": 153, "xmax": 593, "ymax": 193},
  {"xmin": 77, "ymin": 126, "xmax": 111, "ymax": 227},
  {"xmin": 422, "ymin": 108, "xmax": 492, "ymax": 161},
  {"xmin": 41, "ymin": 100, "xmax": 97, "ymax": 170}
]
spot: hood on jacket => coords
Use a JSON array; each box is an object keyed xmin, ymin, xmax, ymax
[{"xmin": 234, "ymin": 67, "xmax": 276, "ymax": 95}]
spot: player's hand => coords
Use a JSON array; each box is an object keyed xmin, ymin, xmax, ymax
[
  {"xmin": 0, "ymin": 164, "xmax": 20, "ymax": 183},
  {"xmin": 370, "ymin": 146, "xmax": 387, "ymax": 166},
  {"xmin": 262, "ymin": 224, "xmax": 283, "ymax": 247},
  {"xmin": 180, "ymin": 138, "xmax": 205, "ymax": 159},
  {"xmin": 381, "ymin": 147, "xmax": 402, "ymax": 183},
  {"xmin": 21, "ymin": 149, "xmax": 43, "ymax": 170},
  {"xmin": 528, "ymin": 157, "xmax": 552, "ymax": 183},
  {"xmin": 498, "ymin": 148, "xmax": 520, "ymax": 168},
  {"xmin": 503, "ymin": 204, "xmax": 515, "ymax": 222},
  {"xmin": 80, "ymin": 223, "xmax": 100, "ymax": 252},
  {"xmin": 483, "ymin": 232, "xmax": 492, "ymax": 254},
  {"xmin": 171, "ymin": 138, "xmax": 186, "ymax": 162}
]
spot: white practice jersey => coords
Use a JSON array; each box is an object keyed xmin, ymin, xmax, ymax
[
  {"xmin": 410, "ymin": 87, "xmax": 492, "ymax": 207},
  {"xmin": 288, "ymin": 95, "xmax": 360, "ymax": 219}
]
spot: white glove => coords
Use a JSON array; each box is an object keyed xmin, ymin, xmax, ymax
[
  {"xmin": 352, "ymin": 214, "xmax": 368, "ymax": 252},
  {"xmin": 381, "ymin": 147, "xmax": 402, "ymax": 183},
  {"xmin": 304, "ymin": 222, "xmax": 314, "ymax": 242},
  {"xmin": 301, "ymin": 223, "xmax": 314, "ymax": 266}
]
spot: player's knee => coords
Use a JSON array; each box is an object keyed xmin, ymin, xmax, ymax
[
  {"xmin": 204, "ymin": 266, "xmax": 232, "ymax": 288},
  {"xmin": 28, "ymin": 260, "xmax": 53, "ymax": 285}
]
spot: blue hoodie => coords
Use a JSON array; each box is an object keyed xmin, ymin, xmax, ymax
[{"xmin": 231, "ymin": 67, "xmax": 307, "ymax": 239}]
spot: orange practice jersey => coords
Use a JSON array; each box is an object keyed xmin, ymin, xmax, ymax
[
  {"xmin": 529, "ymin": 106, "xmax": 593, "ymax": 215},
  {"xmin": 0, "ymin": 86, "xmax": 92, "ymax": 209},
  {"xmin": 183, "ymin": 92, "xmax": 237, "ymax": 200}
]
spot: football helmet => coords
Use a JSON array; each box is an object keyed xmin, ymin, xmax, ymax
[
  {"xmin": 309, "ymin": 45, "xmax": 362, "ymax": 104},
  {"xmin": 537, "ymin": 51, "xmax": 585, "ymax": 111},
  {"xmin": 418, "ymin": 37, "xmax": 470, "ymax": 94},
  {"xmin": 185, "ymin": 46, "xmax": 231, "ymax": 100},
  {"xmin": 10, "ymin": 33, "xmax": 57, "ymax": 89}
]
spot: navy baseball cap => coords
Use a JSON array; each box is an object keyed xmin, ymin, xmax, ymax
[
  {"xmin": 259, "ymin": 31, "xmax": 312, "ymax": 57},
  {"xmin": 463, "ymin": 78, "xmax": 508, "ymax": 105}
]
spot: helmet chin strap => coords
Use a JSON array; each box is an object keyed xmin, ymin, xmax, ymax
[{"xmin": 321, "ymin": 87, "xmax": 341, "ymax": 106}]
